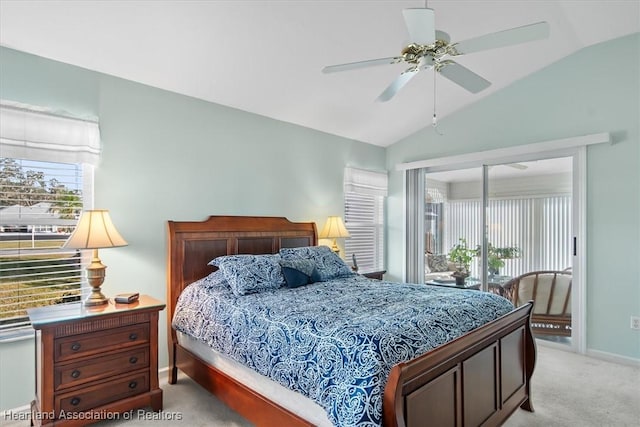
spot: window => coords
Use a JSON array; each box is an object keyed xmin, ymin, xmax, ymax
[
  {"xmin": 0, "ymin": 102, "xmax": 99, "ymax": 336},
  {"xmin": 425, "ymin": 178, "xmax": 448, "ymax": 255},
  {"xmin": 343, "ymin": 167, "xmax": 387, "ymax": 273},
  {"xmin": 0, "ymin": 159, "xmax": 88, "ymax": 333}
]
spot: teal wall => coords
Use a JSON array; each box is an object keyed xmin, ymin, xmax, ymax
[
  {"xmin": 386, "ymin": 33, "xmax": 640, "ymax": 360},
  {"xmin": 0, "ymin": 46, "xmax": 385, "ymax": 411}
]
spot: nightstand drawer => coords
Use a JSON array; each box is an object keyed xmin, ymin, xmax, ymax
[
  {"xmin": 55, "ymin": 323, "xmax": 149, "ymax": 362},
  {"xmin": 55, "ymin": 347, "xmax": 150, "ymax": 391},
  {"xmin": 56, "ymin": 371, "xmax": 150, "ymax": 413}
]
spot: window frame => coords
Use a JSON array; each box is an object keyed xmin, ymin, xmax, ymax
[
  {"xmin": 0, "ymin": 102, "xmax": 98, "ymax": 339},
  {"xmin": 343, "ymin": 167, "xmax": 387, "ymax": 274}
]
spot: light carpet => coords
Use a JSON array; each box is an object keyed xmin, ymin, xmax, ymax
[{"xmin": 5, "ymin": 343, "xmax": 639, "ymax": 426}]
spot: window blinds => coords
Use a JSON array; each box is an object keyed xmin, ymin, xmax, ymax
[
  {"xmin": 343, "ymin": 167, "xmax": 387, "ymax": 273},
  {"xmin": 343, "ymin": 167, "xmax": 388, "ymax": 197},
  {"xmin": 0, "ymin": 159, "xmax": 88, "ymax": 334},
  {"xmin": 0, "ymin": 102, "xmax": 97, "ymax": 335}
]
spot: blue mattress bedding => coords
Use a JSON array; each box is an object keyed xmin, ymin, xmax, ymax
[{"xmin": 172, "ymin": 271, "xmax": 514, "ymax": 426}]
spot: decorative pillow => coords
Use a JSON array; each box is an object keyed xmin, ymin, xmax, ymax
[
  {"xmin": 427, "ymin": 254, "xmax": 450, "ymax": 272},
  {"xmin": 208, "ymin": 254, "xmax": 284, "ymax": 296},
  {"xmin": 279, "ymin": 246, "xmax": 355, "ymax": 281},
  {"xmin": 279, "ymin": 258, "xmax": 321, "ymax": 288}
]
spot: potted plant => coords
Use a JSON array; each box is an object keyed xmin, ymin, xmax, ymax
[
  {"xmin": 475, "ymin": 243, "xmax": 521, "ymax": 276},
  {"xmin": 448, "ymin": 238, "xmax": 475, "ymax": 286}
]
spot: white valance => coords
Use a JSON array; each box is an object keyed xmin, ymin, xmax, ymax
[
  {"xmin": 0, "ymin": 102, "xmax": 101, "ymax": 165},
  {"xmin": 344, "ymin": 167, "xmax": 388, "ymax": 197}
]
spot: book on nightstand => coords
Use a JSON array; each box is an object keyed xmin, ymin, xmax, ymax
[{"xmin": 114, "ymin": 292, "xmax": 139, "ymax": 304}]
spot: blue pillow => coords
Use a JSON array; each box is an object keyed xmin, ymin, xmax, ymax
[
  {"xmin": 209, "ymin": 254, "xmax": 284, "ymax": 296},
  {"xmin": 279, "ymin": 246, "xmax": 355, "ymax": 282},
  {"xmin": 279, "ymin": 258, "xmax": 321, "ymax": 288}
]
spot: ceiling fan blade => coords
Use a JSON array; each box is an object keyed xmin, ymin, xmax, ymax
[
  {"xmin": 377, "ymin": 68, "xmax": 419, "ymax": 102},
  {"xmin": 454, "ymin": 21, "xmax": 550, "ymax": 55},
  {"xmin": 322, "ymin": 57, "xmax": 401, "ymax": 74},
  {"xmin": 402, "ymin": 8, "xmax": 436, "ymax": 45},
  {"xmin": 488, "ymin": 163, "xmax": 528, "ymax": 171},
  {"xmin": 506, "ymin": 163, "xmax": 528, "ymax": 170},
  {"xmin": 439, "ymin": 62, "xmax": 491, "ymax": 93},
  {"xmin": 435, "ymin": 30, "xmax": 450, "ymax": 43}
]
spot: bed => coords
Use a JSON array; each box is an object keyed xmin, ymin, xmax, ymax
[{"xmin": 167, "ymin": 215, "xmax": 536, "ymax": 427}]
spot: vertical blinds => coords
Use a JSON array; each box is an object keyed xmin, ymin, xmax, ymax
[
  {"xmin": 445, "ymin": 196, "xmax": 572, "ymax": 277},
  {"xmin": 405, "ymin": 168, "xmax": 425, "ymax": 283},
  {"xmin": 343, "ymin": 167, "xmax": 387, "ymax": 273}
]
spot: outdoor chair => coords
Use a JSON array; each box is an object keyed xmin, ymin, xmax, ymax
[{"xmin": 502, "ymin": 270, "xmax": 572, "ymax": 337}]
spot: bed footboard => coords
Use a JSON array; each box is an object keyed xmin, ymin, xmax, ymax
[{"xmin": 383, "ymin": 302, "xmax": 536, "ymax": 427}]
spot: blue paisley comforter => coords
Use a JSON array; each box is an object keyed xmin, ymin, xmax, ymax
[{"xmin": 172, "ymin": 272, "xmax": 514, "ymax": 426}]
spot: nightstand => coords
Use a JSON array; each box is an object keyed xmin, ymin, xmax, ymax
[
  {"xmin": 27, "ymin": 295, "xmax": 165, "ymax": 426},
  {"xmin": 362, "ymin": 270, "xmax": 386, "ymax": 280}
]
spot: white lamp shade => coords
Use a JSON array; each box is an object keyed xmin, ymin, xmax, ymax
[
  {"xmin": 64, "ymin": 210, "xmax": 128, "ymax": 249},
  {"xmin": 319, "ymin": 216, "xmax": 350, "ymax": 239}
]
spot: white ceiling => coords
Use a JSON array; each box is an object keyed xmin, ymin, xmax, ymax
[{"xmin": 1, "ymin": 1, "xmax": 638, "ymax": 147}]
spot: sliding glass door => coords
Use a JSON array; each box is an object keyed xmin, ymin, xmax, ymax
[{"xmin": 423, "ymin": 156, "xmax": 574, "ymax": 346}]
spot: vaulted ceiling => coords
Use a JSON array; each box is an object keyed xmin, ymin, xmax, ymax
[{"xmin": 1, "ymin": 1, "xmax": 638, "ymax": 147}]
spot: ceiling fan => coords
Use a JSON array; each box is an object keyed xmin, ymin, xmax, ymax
[{"xmin": 322, "ymin": 7, "xmax": 550, "ymax": 102}]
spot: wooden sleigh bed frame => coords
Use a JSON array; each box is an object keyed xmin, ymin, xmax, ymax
[{"xmin": 167, "ymin": 216, "xmax": 536, "ymax": 427}]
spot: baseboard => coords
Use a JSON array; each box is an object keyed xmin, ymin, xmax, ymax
[
  {"xmin": 586, "ymin": 349, "xmax": 640, "ymax": 367},
  {"xmin": 536, "ymin": 339, "xmax": 640, "ymax": 367}
]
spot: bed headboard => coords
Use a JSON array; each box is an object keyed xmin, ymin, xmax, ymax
[{"xmin": 166, "ymin": 215, "xmax": 317, "ymax": 326}]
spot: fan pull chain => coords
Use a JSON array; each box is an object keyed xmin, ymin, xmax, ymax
[{"xmin": 433, "ymin": 71, "xmax": 443, "ymax": 135}]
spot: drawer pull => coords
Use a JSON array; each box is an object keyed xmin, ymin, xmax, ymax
[
  {"xmin": 128, "ymin": 381, "xmax": 138, "ymax": 389},
  {"xmin": 70, "ymin": 397, "xmax": 81, "ymax": 406},
  {"xmin": 129, "ymin": 356, "xmax": 138, "ymax": 364},
  {"xmin": 71, "ymin": 343, "xmax": 81, "ymax": 351},
  {"xmin": 71, "ymin": 370, "xmax": 81, "ymax": 378},
  {"xmin": 129, "ymin": 333, "xmax": 138, "ymax": 341}
]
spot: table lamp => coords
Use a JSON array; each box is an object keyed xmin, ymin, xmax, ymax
[
  {"xmin": 319, "ymin": 216, "xmax": 350, "ymax": 255},
  {"xmin": 63, "ymin": 210, "xmax": 128, "ymax": 306}
]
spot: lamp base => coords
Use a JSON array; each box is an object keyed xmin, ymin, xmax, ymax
[
  {"xmin": 330, "ymin": 239, "xmax": 341, "ymax": 256},
  {"xmin": 84, "ymin": 289, "xmax": 109, "ymax": 306},
  {"xmin": 84, "ymin": 249, "xmax": 109, "ymax": 306}
]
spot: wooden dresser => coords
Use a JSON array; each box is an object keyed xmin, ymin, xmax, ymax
[{"xmin": 27, "ymin": 295, "xmax": 165, "ymax": 426}]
